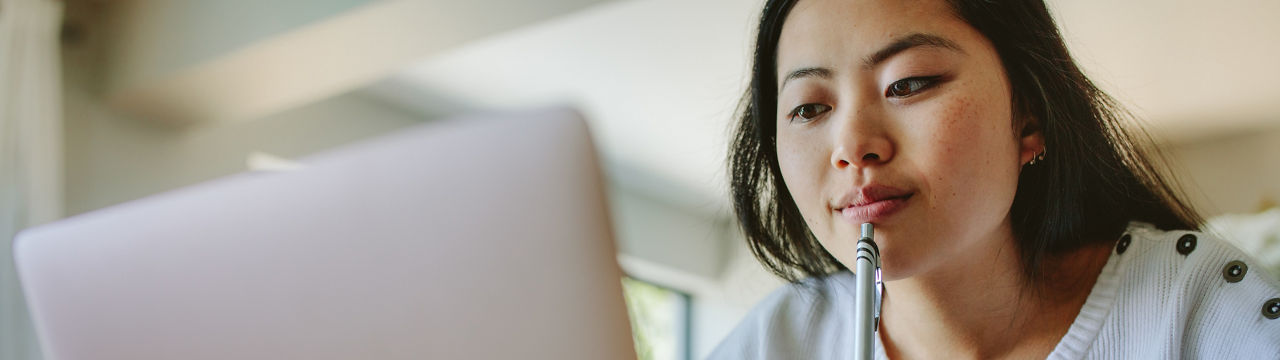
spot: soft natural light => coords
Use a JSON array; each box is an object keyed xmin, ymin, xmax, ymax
[{"xmin": 622, "ymin": 277, "xmax": 689, "ymax": 360}]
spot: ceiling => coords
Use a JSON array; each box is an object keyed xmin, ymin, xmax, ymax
[{"xmin": 366, "ymin": 0, "xmax": 1280, "ymax": 211}]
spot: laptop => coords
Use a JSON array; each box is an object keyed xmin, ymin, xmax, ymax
[{"xmin": 13, "ymin": 108, "xmax": 637, "ymax": 360}]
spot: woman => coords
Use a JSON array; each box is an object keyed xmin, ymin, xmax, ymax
[{"xmin": 711, "ymin": 0, "xmax": 1280, "ymax": 358}]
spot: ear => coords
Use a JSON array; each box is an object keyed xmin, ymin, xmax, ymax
[{"xmin": 1018, "ymin": 130, "xmax": 1045, "ymax": 166}]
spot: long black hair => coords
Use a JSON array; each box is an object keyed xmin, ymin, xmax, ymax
[{"xmin": 728, "ymin": 0, "xmax": 1203, "ymax": 283}]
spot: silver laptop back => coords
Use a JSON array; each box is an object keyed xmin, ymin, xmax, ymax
[{"xmin": 14, "ymin": 108, "xmax": 636, "ymax": 360}]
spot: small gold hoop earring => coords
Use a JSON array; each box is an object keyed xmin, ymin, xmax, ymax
[{"xmin": 1028, "ymin": 148, "xmax": 1047, "ymax": 166}]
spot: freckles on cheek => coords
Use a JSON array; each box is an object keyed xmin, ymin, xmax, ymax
[
  {"xmin": 927, "ymin": 96, "xmax": 985, "ymax": 197},
  {"xmin": 927, "ymin": 92, "xmax": 1019, "ymax": 206},
  {"xmin": 926, "ymin": 97, "xmax": 972, "ymax": 161}
]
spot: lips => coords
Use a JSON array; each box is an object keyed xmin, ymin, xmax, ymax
[{"xmin": 832, "ymin": 185, "xmax": 913, "ymax": 224}]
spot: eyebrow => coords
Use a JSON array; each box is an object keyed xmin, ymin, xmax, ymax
[
  {"xmin": 778, "ymin": 67, "xmax": 833, "ymax": 91},
  {"xmin": 778, "ymin": 33, "xmax": 964, "ymax": 91},
  {"xmin": 864, "ymin": 33, "xmax": 963, "ymax": 68}
]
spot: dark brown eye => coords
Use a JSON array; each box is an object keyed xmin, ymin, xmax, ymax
[
  {"xmin": 789, "ymin": 103, "xmax": 832, "ymax": 123},
  {"xmin": 886, "ymin": 76, "xmax": 941, "ymax": 98}
]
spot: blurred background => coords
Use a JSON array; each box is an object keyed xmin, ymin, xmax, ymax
[{"xmin": 2, "ymin": 0, "xmax": 1278, "ymax": 359}]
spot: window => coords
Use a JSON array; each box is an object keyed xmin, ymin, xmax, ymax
[{"xmin": 621, "ymin": 277, "xmax": 691, "ymax": 360}]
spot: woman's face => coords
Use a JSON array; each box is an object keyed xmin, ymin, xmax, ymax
[{"xmin": 774, "ymin": 0, "xmax": 1042, "ymax": 280}]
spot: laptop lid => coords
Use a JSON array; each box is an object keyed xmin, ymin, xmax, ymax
[{"xmin": 14, "ymin": 108, "xmax": 636, "ymax": 360}]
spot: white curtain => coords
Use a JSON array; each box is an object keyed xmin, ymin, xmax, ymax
[{"xmin": 1, "ymin": 0, "xmax": 64, "ymax": 358}]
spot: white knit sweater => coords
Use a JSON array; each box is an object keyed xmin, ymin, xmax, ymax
[{"xmin": 708, "ymin": 222, "xmax": 1280, "ymax": 359}]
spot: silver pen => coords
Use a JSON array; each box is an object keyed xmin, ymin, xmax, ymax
[{"xmin": 854, "ymin": 223, "xmax": 883, "ymax": 360}]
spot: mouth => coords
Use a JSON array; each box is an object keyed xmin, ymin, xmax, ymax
[{"xmin": 832, "ymin": 186, "xmax": 914, "ymax": 224}]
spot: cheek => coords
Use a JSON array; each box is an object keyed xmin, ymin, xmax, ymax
[
  {"xmin": 923, "ymin": 89, "xmax": 1021, "ymax": 218},
  {"xmin": 775, "ymin": 130, "xmax": 830, "ymax": 226},
  {"xmin": 934, "ymin": 97, "xmax": 1008, "ymax": 158}
]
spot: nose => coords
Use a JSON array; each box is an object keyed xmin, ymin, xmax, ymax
[{"xmin": 830, "ymin": 111, "xmax": 894, "ymax": 170}]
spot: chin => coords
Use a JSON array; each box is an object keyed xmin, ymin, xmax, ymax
[{"xmin": 870, "ymin": 243, "xmax": 922, "ymax": 282}]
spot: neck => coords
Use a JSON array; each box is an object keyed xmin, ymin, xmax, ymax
[{"xmin": 877, "ymin": 226, "xmax": 1112, "ymax": 360}]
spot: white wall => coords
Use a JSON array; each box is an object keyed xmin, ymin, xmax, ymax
[
  {"xmin": 62, "ymin": 88, "xmax": 430, "ymax": 216},
  {"xmin": 1167, "ymin": 127, "xmax": 1280, "ymax": 217},
  {"xmin": 610, "ymin": 183, "xmax": 731, "ymax": 280},
  {"xmin": 61, "ymin": 20, "xmax": 432, "ymax": 215},
  {"xmin": 104, "ymin": 0, "xmax": 375, "ymax": 91}
]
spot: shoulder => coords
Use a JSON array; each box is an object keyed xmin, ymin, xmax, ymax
[
  {"xmin": 1104, "ymin": 222, "xmax": 1280, "ymax": 357},
  {"xmin": 1117, "ymin": 222, "xmax": 1280, "ymax": 305},
  {"xmin": 707, "ymin": 271, "xmax": 854, "ymax": 360}
]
